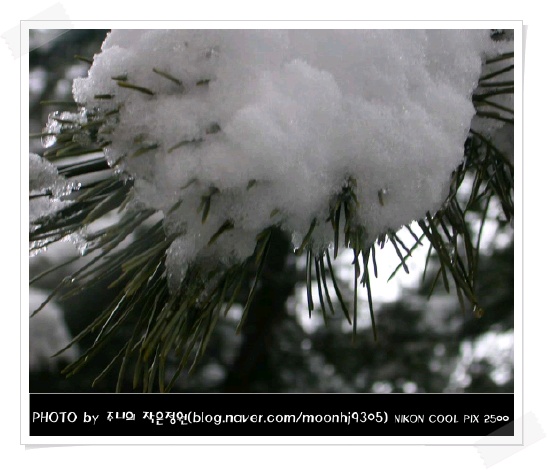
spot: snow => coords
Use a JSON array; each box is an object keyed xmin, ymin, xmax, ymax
[
  {"xmin": 29, "ymin": 288, "xmax": 78, "ymax": 371},
  {"xmin": 29, "ymin": 152, "xmax": 74, "ymax": 224},
  {"xmin": 447, "ymin": 330, "xmax": 514, "ymax": 390},
  {"xmin": 470, "ymin": 37, "xmax": 514, "ymax": 162},
  {"xmin": 72, "ymin": 29, "xmax": 501, "ymax": 287},
  {"xmin": 29, "ymin": 152, "xmax": 65, "ymax": 195}
]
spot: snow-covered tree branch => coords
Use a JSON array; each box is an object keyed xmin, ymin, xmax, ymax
[{"xmin": 29, "ymin": 29, "xmax": 514, "ymax": 392}]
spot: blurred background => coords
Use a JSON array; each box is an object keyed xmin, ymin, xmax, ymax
[{"xmin": 28, "ymin": 29, "xmax": 514, "ymax": 393}]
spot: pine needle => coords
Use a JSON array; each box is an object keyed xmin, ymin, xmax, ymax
[
  {"xmin": 153, "ymin": 68, "xmax": 183, "ymax": 86},
  {"xmin": 117, "ymin": 81, "xmax": 155, "ymax": 96}
]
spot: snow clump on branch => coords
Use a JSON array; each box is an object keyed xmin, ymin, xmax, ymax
[{"xmin": 72, "ymin": 29, "xmax": 499, "ymax": 289}]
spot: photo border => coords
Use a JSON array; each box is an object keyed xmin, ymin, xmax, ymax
[{"xmin": 21, "ymin": 19, "xmax": 523, "ymax": 446}]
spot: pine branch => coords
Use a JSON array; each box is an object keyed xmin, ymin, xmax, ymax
[{"xmin": 29, "ymin": 42, "xmax": 514, "ymax": 392}]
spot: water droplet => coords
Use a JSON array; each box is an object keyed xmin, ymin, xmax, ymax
[
  {"xmin": 41, "ymin": 112, "xmax": 62, "ymax": 148},
  {"xmin": 473, "ymin": 305, "xmax": 485, "ymax": 318}
]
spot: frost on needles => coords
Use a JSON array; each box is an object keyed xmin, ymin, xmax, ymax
[{"xmin": 69, "ymin": 29, "xmax": 501, "ymax": 291}]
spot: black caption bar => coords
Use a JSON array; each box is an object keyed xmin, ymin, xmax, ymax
[{"xmin": 30, "ymin": 393, "xmax": 513, "ymax": 436}]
